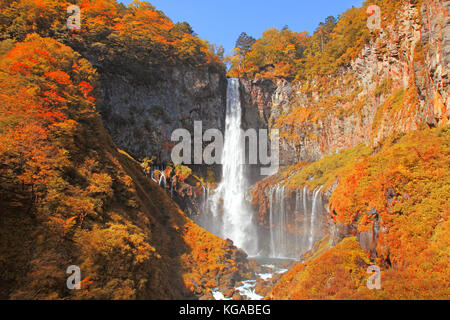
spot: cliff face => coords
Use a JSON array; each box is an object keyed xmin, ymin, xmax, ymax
[
  {"xmin": 241, "ymin": 0, "xmax": 449, "ymax": 165},
  {"xmin": 98, "ymin": 66, "xmax": 227, "ymax": 163},
  {"xmin": 420, "ymin": 0, "xmax": 449, "ymax": 125},
  {"xmin": 94, "ymin": 0, "xmax": 449, "ymax": 172}
]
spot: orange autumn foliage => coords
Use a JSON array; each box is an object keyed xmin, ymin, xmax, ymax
[
  {"xmin": 181, "ymin": 218, "xmax": 242, "ymax": 294},
  {"xmin": 228, "ymin": 0, "xmax": 403, "ymax": 80},
  {"xmin": 0, "ymin": 0, "xmax": 225, "ymax": 76},
  {"xmin": 0, "ymin": 33, "xmax": 244, "ymax": 300},
  {"xmin": 270, "ymin": 128, "xmax": 449, "ymax": 300},
  {"xmin": 269, "ymin": 238, "xmax": 374, "ymax": 300}
]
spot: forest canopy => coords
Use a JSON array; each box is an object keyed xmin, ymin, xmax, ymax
[
  {"xmin": 0, "ymin": 0, "xmax": 225, "ymax": 78},
  {"xmin": 227, "ymin": 0, "xmax": 404, "ymax": 80}
]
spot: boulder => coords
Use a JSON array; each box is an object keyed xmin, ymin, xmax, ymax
[
  {"xmin": 232, "ymin": 293, "xmax": 243, "ymax": 300},
  {"xmin": 223, "ymin": 289, "xmax": 234, "ymax": 299}
]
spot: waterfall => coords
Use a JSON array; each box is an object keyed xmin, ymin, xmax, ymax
[
  {"xmin": 294, "ymin": 189, "xmax": 301, "ymax": 251},
  {"xmin": 150, "ymin": 170, "xmax": 157, "ymax": 183},
  {"xmin": 159, "ymin": 172, "xmax": 167, "ymax": 188},
  {"xmin": 150, "ymin": 168, "xmax": 166, "ymax": 188},
  {"xmin": 202, "ymin": 184, "xmax": 209, "ymax": 213},
  {"xmin": 194, "ymin": 77, "xmax": 328, "ymax": 259},
  {"xmin": 269, "ymin": 188, "xmax": 275, "ymax": 258},
  {"xmin": 267, "ymin": 184, "xmax": 325, "ymax": 259},
  {"xmin": 276, "ymin": 186, "xmax": 287, "ymax": 257},
  {"xmin": 268, "ymin": 185, "xmax": 289, "ymax": 258},
  {"xmin": 302, "ymin": 186, "xmax": 309, "ymax": 251},
  {"xmin": 309, "ymin": 186, "xmax": 323, "ymax": 250},
  {"xmin": 210, "ymin": 78, "xmax": 256, "ymax": 254}
]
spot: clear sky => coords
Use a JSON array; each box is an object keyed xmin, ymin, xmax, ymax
[{"xmin": 119, "ymin": 0, "xmax": 364, "ymax": 55}]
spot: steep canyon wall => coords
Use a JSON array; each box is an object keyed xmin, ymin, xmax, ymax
[
  {"xmin": 98, "ymin": 66, "xmax": 227, "ymax": 164},
  {"xmin": 241, "ymin": 0, "xmax": 449, "ymax": 166}
]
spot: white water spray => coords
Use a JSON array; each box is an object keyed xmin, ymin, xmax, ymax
[
  {"xmin": 302, "ymin": 186, "xmax": 309, "ymax": 251},
  {"xmin": 159, "ymin": 172, "xmax": 166, "ymax": 188},
  {"xmin": 267, "ymin": 184, "xmax": 325, "ymax": 258},
  {"xmin": 309, "ymin": 186, "xmax": 323, "ymax": 250},
  {"xmin": 211, "ymin": 78, "xmax": 256, "ymax": 254}
]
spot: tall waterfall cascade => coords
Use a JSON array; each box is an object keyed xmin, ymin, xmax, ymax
[
  {"xmin": 196, "ymin": 78, "xmax": 327, "ymax": 260},
  {"xmin": 201, "ymin": 78, "xmax": 257, "ymax": 255}
]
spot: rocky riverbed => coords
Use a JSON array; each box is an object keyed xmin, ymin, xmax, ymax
[{"xmin": 210, "ymin": 258, "xmax": 294, "ymax": 301}]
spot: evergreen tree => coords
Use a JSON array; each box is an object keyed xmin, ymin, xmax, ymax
[{"xmin": 235, "ymin": 32, "xmax": 256, "ymax": 55}]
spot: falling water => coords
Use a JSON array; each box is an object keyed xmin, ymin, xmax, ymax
[
  {"xmin": 309, "ymin": 186, "xmax": 323, "ymax": 250},
  {"xmin": 275, "ymin": 186, "xmax": 287, "ymax": 258},
  {"xmin": 268, "ymin": 185, "xmax": 289, "ymax": 258},
  {"xmin": 302, "ymin": 186, "xmax": 309, "ymax": 251},
  {"xmin": 210, "ymin": 78, "xmax": 257, "ymax": 254},
  {"xmin": 294, "ymin": 189, "xmax": 301, "ymax": 251},
  {"xmin": 202, "ymin": 184, "xmax": 210, "ymax": 213},
  {"xmin": 268, "ymin": 185, "xmax": 325, "ymax": 259},
  {"xmin": 195, "ymin": 78, "xmax": 327, "ymax": 259},
  {"xmin": 269, "ymin": 187, "xmax": 275, "ymax": 258},
  {"xmin": 159, "ymin": 172, "xmax": 167, "ymax": 188}
]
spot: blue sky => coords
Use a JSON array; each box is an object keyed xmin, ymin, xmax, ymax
[{"xmin": 119, "ymin": 0, "xmax": 364, "ymax": 54}]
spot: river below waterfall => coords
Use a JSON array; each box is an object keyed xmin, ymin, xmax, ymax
[{"xmin": 212, "ymin": 257, "xmax": 294, "ymax": 300}]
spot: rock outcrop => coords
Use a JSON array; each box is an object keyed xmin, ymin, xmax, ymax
[
  {"xmin": 240, "ymin": 0, "xmax": 449, "ymax": 166},
  {"xmin": 98, "ymin": 66, "xmax": 227, "ymax": 163}
]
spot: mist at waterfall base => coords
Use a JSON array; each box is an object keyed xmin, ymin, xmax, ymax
[
  {"xmin": 266, "ymin": 185, "xmax": 327, "ymax": 258},
  {"xmin": 195, "ymin": 78, "xmax": 328, "ymax": 260}
]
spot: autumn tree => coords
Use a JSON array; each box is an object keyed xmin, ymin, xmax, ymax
[{"xmin": 0, "ymin": 0, "xmax": 226, "ymax": 80}]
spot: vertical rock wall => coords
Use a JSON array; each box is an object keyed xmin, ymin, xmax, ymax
[
  {"xmin": 98, "ymin": 66, "xmax": 227, "ymax": 164},
  {"xmin": 240, "ymin": 0, "xmax": 449, "ymax": 166}
]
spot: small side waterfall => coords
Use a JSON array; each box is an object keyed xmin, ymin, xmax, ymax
[
  {"xmin": 150, "ymin": 168, "xmax": 167, "ymax": 188},
  {"xmin": 269, "ymin": 187, "xmax": 275, "ymax": 257},
  {"xmin": 294, "ymin": 189, "xmax": 302, "ymax": 252},
  {"xmin": 202, "ymin": 184, "xmax": 209, "ymax": 213},
  {"xmin": 309, "ymin": 186, "xmax": 323, "ymax": 250},
  {"xmin": 302, "ymin": 186, "xmax": 309, "ymax": 251},
  {"xmin": 269, "ymin": 186, "xmax": 288, "ymax": 258},
  {"xmin": 267, "ymin": 184, "xmax": 326, "ymax": 259},
  {"xmin": 159, "ymin": 172, "xmax": 167, "ymax": 188}
]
